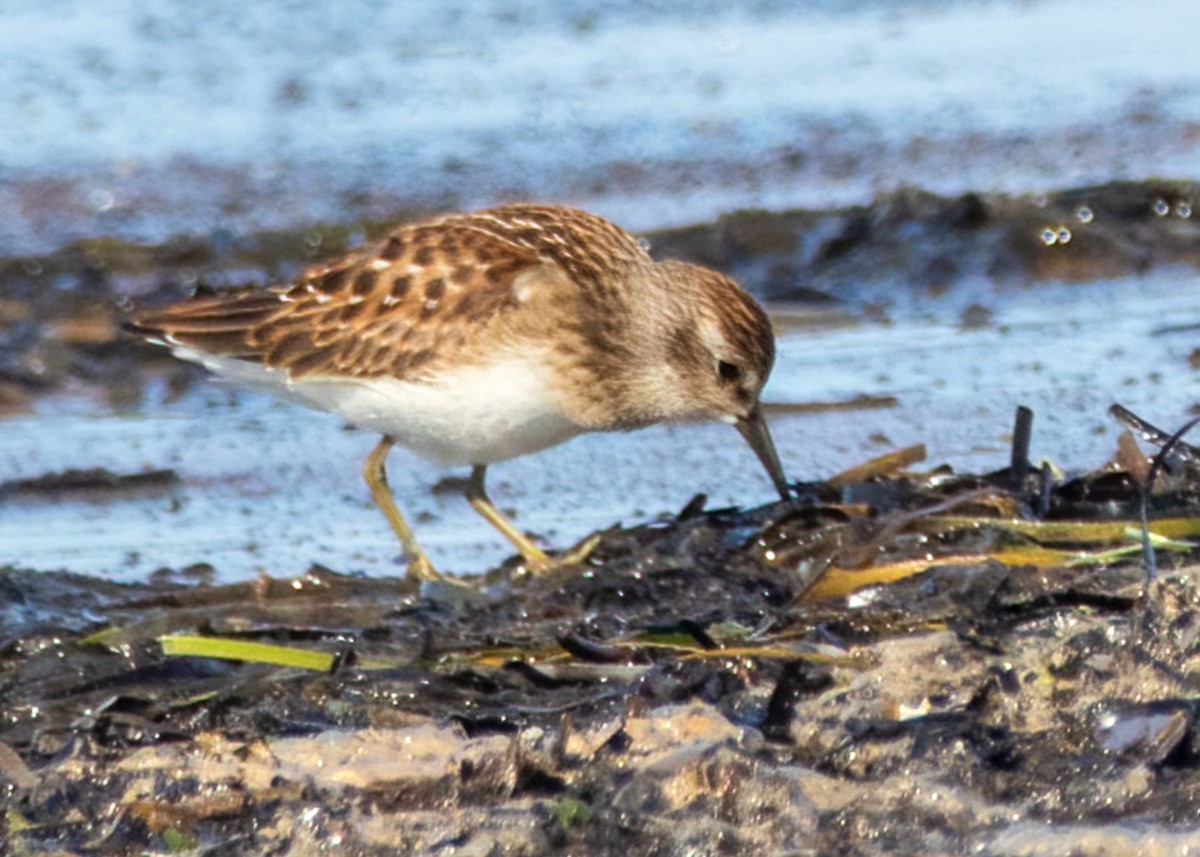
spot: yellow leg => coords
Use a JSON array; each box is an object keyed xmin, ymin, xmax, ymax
[
  {"xmin": 363, "ymin": 436, "xmax": 441, "ymax": 582},
  {"xmin": 465, "ymin": 465, "xmax": 599, "ymax": 574}
]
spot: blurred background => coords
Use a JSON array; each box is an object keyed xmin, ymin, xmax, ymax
[{"xmin": 3, "ymin": 0, "xmax": 1197, "ymax": 252}]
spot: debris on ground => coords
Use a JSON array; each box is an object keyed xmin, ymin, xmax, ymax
[{"xmin": 4, "ymin": 404, "xmax": 1200, "ymax": 855}]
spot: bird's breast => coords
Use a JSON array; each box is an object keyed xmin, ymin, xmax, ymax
[{"xmin": 286, "ymin": 354, "xmax": 587, "ymax": 466}]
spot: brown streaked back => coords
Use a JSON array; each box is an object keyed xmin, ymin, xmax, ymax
[{"xmin": 128, "ymin": 205, "xmax": 653, "ymax": 382}]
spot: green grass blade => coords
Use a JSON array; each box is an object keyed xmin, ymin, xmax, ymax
[{"xmin": 160, "ymin": 635, "xmax": 335, "ymax": 671}]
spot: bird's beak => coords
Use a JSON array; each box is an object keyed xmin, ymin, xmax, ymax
[{"xmin": 735, "ymin": 405, "xmax": 791, "ymax": 501}]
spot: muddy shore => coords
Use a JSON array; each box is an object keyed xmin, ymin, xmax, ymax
[
  {"xmin": 2, "ymin": 179, "xmax": 1196, "ymax": 412},
  {"xmin": 3, "ymin": 181, "xmax": 1200, "ymax": 854}
]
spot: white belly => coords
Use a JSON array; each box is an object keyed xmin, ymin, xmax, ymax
[{"xmin": 177, "ymin": 349, "xmax": 586, "ymax": 466}]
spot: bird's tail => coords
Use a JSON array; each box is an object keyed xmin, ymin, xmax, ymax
[{"xmin": 125, "ymin": 288, "xmax": 284, "ymax": 359}]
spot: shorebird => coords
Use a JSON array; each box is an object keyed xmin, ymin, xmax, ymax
[{"xmin": 129, "ymin": 205, "xmax": 790, "ymax": 581}]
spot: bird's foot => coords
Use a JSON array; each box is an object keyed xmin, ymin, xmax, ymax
[
  {"xmin": 515, "ymin": 532, "xmax": 603, "ymax": 576},
  {"xmin": 405, "ymin": 554, "xmax": 442, "ymax": 583},
  {"xmin": 403, "ymin": 555, "xmax": 485, "ymax": 594}
]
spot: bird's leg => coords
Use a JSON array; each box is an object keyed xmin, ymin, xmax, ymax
[
  {"xmin": 465, "ymin": 465, "xmax": 600, "ymax": 574},
  {"xmin": 363, "ymin": 436, "xmax": 441, "ymax": 582}
]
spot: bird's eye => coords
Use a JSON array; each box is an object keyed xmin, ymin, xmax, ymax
[{"xmin": 717, "ymin": 361, "xmax": 741, "ymax": 383}]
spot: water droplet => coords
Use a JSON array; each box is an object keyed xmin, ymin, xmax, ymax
[
  {"xmin": 1176, "ymin": 201, "xmax": 1192, "ymax": 219},
  {"xmin": 1057, "ymin": 227, "xmax": 1072, "ymax": 244},
  {"xmin": 1076, "ymin": 206, "xmax": 1094, "ymax": 223},
  {"xmin": 305, "ymin": 230, "xmax": 323, "ymax": 247},
  {"xmin": 1039, "ymin": 228, "xmax": 1057, "ymax": 246},
  {"xmin": 89, "ymin": 188, "xmax": 115, "ymax": 212},
  {"xmin": 1153, "ymin": 199, "xmax": 1170, "ymax": 217},
  {"xmin": 638, "ymin": 237, "xmax": 652, "ymax": 252}
]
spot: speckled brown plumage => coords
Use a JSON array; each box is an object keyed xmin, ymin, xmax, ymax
[
  {"xmin": 129, "ymin": 204, "xmax": 788, "ymax": 581},
  {"xmin": 131, "ymin": 205, "xmax": 771, "ymax": 428},
  {"xmin": 137, "ymin": 208, "xmax": 626, "ymax": 365}
]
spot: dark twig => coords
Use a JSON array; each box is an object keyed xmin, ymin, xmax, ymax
[
  {"xmin": 1009, "ymin": 405, "xmax": 1034, "ymax": 488},
  {"xmin": 1035, "ymin": 462, "xmax": 1054, "ymax": 518},
  {"xmin": 1109, "ymin": 403, "xmax": 1200, "ymax": 468},
  {"xmin": 557, "ymin": 633, "xmax": 630, "ymax": 664},
  {"xmin": 1136, "ymin": 413, "xmax": 1200, "ymax": 580}
]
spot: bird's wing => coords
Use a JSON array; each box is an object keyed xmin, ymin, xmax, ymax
[{"xmin": 129, "ymin": 211, "xmax": 601, "ymax": 381}]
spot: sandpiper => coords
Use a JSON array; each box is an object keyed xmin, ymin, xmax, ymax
[{"xmin": 129, "ymin": 205, "xmax": 790, "ymax": 580}]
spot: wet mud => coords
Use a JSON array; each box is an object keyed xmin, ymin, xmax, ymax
[
  {"xmin": 1, "ymin": 180, "xmax": 1197, "ymax": 411},
  {"xmin": 2, "ymin": 182, "xmax": 1200, "ymax": 853},
  {"xmin": 3, "ymin": 407, "xmax": 1200, "ymax": 853}
]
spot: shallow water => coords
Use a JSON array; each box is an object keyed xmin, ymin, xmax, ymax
[
  {"xmin": 2, "ymin": 0, "xmax": 1197, "ymax": 582},
  {"xmin": 2, "ymin": 0, "xmax": 1198, "ymax": 253},
  {"xmin": 2, "ymin": 271, "xmax": 1196, "ymax": 582}
]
